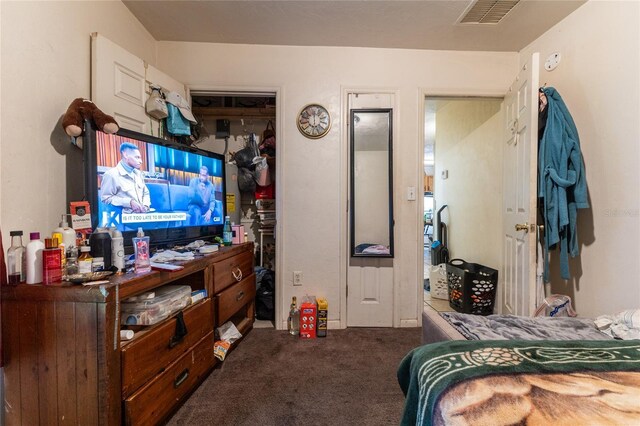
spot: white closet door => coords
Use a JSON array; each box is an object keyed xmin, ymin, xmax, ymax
[
  {"xmin": 346, "ymin": 93, "xmax": 395, "ymax": 327},
  {"xmin": 91, "ymin": 33, "xmax": 186, "ymax": 136}
]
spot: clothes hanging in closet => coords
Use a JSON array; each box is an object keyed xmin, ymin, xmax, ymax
[{"xmin": 538, "ymin": 87, "xmax": 589, "ymax": 282}]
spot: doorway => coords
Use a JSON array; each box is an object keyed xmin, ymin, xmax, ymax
[
  {"xmin": 422, "ymin": 97, "xmax": 504, "ymax": 312},
  {"xmin": 191, "ymin": 92, "xmax": 278, "ymax": 328}
]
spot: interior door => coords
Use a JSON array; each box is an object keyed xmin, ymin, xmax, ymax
[
  {"xmin": 91, "ymin": 33, "xmax": 186, "ymax": 136},
  {"xmin": 347, "ymin": 93, "xmax": 394, "ymax": 327},
  {"xmin": 501, "ymin": 53, "xmax": 540, "ymax": 316}
]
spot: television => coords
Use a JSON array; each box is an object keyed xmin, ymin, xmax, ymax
[{"xmin": 83, "ymin": 121, "xmax": 226, "ymax": 252}]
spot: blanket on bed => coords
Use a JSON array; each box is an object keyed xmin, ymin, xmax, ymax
[
  {"xmin": 440, "ymin": 312, "xmax": 610, "ymax": 340},
  {"xmin": 398, "ymin": 339, "xmax": 640, "ymax": 426}
]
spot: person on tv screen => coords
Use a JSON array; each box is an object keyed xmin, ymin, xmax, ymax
[
  {"xmin": 188, "ymin": 166, "xmax": 220, "ymax": 225},
  {"xmin": 101, "ymin": 142, "xmax": 151, "ymax": 214}
]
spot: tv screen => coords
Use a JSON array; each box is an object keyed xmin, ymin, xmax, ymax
[{"xmin": 84, "ymin": 123, "xmax": 226, "ymax": 251}]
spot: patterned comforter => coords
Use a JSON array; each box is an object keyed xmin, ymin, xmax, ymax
[{"xmin": 398, "ymin": 340, "xmax": 640, "ymax": 425}]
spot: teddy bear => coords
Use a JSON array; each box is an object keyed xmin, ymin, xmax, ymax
[{"xmin": 62, "ymin": 98, "xmax": 119, "ymax": 137}]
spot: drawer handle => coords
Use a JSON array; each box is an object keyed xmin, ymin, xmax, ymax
[
  {"xmin": 232, "ymin": 267, "xmax": 243, "ymax": 282},
  {"xmin": 168, "ymin": 312, "xmax": 188, "ymax": 349},
  {"xmin": 174, "ymin": 369, "xmax": 189, "ymax": 388},
  {"xmin": 236, "ymin": 290, "xmax": 245, "ymax": 302}
]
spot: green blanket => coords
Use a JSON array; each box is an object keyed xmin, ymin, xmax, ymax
[{"xmin": 398, "ymin": 339, "xmax": 640, "ymax": 426}]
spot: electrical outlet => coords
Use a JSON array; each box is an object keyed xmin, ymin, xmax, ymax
[{"xmin": 293, "ymin": 271, "xmax": 303, "ymax": 286}]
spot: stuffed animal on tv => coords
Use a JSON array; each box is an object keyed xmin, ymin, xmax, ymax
[{"xmin": 62, "ymin": 98, "xmax": 119, "ymax": 137}]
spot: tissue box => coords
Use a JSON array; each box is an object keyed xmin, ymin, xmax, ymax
[{"xmin": 232, "ymin": 224, "xmax": 244, "ymax": 244}]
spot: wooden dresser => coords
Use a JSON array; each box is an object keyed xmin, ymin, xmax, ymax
[{"xmin": 1, "ymin": 243, "xmax": 255, "ymax": 425}]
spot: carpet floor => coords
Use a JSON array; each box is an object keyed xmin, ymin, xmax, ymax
[{"xmin": 167, "ymin": 327, "xmax": 422, "ymax": 426}]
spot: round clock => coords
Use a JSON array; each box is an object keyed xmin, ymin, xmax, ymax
[{"xmin": 297, "ymin": 104, "xmax": 331, "ymax": 139}]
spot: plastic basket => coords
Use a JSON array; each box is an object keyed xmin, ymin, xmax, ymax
[
  {"xmin": 428, "ymin": 264, "xmax": 448, "ymax": 300},
  {"xmin": 446, "ymin": 259, "xmax": 498, "ymax": 315}
]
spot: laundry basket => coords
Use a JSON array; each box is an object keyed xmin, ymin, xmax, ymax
[
  {"xmin": 428, "ymin": 264, "xmax": 448, "ymax": 300},
  {"xmin": 446, "ymin": 259, "xmax": 498, "ymax": 315}
]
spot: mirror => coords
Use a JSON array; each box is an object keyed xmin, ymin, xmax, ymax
[{"xmin": 350, "ymin": 109, "xmax": 394, "ymax": 257}]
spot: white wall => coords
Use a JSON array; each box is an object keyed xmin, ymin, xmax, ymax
[
  {"xmin": 0, "ymin": 1, "xmax": 158, "ymax": 246},
  {"xmin": 156, "ymin": 43, "xmax": 517, "ymax": 327},
  {"xmin": 434, "ymin": 99, "xmax": 503, "ymax": 271},
  {"xmin": 519, "ymin": 1, "xmax": 640, "ymax": 316}
]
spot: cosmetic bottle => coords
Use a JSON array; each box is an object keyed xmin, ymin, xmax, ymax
[
  {"xmin": 26, "ymin": 232, "xmax": 45, "ymax": 284},
  {"xmin": 133, "ymin": 227, "xmax": 151, "ymax": 273},
  {"xmin": 43, "ymin": 237, "xmax": 62, "ymax": 285},
  {"xmin": 53, "ymin": 214, "xmax": 76, "ymax": 254}
]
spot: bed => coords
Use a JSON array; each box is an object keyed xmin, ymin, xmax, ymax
[
  {"xmin": 398, "ymin": 339, "xmax": 640, "ymax": 425},
  {"xmin": 421, "ymin": 304, "xmax": 610, "ymax": 344}
]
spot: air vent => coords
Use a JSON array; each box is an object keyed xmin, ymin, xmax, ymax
[{"xmin": 459, "ymin": 0, "xmax": 520, "ymax": 24}]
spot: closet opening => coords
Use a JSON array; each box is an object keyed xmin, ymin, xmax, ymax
[{"xmin": 191, "ymin": 91, "xmax": 277, "ymax": 329}]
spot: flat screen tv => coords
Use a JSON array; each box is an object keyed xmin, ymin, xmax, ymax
[{"xmin": 83, "ymin": 121, "xmax": 226, "ymax": 252}]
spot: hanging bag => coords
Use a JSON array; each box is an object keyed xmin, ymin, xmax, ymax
[
  {"xmin": 145, "ymin": 85, "xmax": 168, "ymax": 119},
  {"xmin": 253, "ymin": 156, "xmax": 271, "ymax": 187}
]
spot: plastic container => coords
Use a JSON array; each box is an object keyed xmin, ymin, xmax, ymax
[
  {"xmin": 428, "ymin": 264, "xmax": 448, "ymax": 300},
  {"xmin": 26, "ymin": 232, "xmax": 45, "ymax": 284},
  {"xmin": 89, "ymin": 228, "xmax": 112, "ymax": 269},
  {"xmin": 446, "ymin": 259, "xmax": 498, "ymax": 315},
  {"xmin": 109, "ymin": 228, "xmax": 124, "ymax": 272},
  {"xmin": 120, "ymin": 285, "xmax": 192, "ymax": 326},
  {"xmin": 299, "ymin": 296, "xmax": 317, "ymax": 339},
  {"xmin": 53, "ymin": 214, "xmax": 77, "ymax": 253}
]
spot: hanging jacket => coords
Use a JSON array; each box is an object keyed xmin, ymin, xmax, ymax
[{"xmin": 538, "ymin": 87, "xmax": 589, "ymax": 281}]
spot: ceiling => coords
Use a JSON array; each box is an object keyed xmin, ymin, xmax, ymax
[{"xmin": 123, "ymin": 0, "xmax": 585, "ymax": 52}]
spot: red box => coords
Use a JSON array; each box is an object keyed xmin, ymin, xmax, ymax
[{"xmin": 299, "ymin": 297, "xmax": 317, "ymax": 339}]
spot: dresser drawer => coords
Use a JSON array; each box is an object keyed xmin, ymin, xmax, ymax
[
  {"xmin": 121, "ymin": 298, "xmax": 213, "ymax": 397},
  {"xmin": 215, "ymin": 274, "xmax": 256, "ymax": 325},
  {"xmin": 212, "ymin": 249, "xmax": 254, "ymax": 293},
  {"xmin": 124, "ymin": 332, "xmax": 215, "ymax": 426}
]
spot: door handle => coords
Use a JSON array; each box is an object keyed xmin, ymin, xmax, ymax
[{"xmin": 515, "ymin": 223, "xmax": 535, "ymax": 233}]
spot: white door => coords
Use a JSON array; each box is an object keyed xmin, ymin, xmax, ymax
[
  {"xmin": 347, "ymin": 93, "xmax": 394, "ymax": 327},
  {"xmin": 501, "ymin": 54, "xmax": 540, "ymax": 316},
  {"xmin": 91, "ymin": 33, "xmax": 186, "ymax": 136}
]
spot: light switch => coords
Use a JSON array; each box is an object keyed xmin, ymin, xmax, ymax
[
  {"xmin": 407, "ymin": 186, "xmax": 416, "ymax": 201},
  {"xmin": 441, "ymin": 170, "xmax": 449, "ymax": 180}
]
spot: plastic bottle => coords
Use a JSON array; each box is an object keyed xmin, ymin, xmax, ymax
[
  {"xmin": 223, "ymin": 216, "xmax": 233, "ymax": 246},
  {"xmin": 7, "ymin": 230, "xmax": 26, "ymax": 284},
  {"xmin": 53, "ymin": 214, "xmax": 76, "ymax": 254},
  {"xmin": 43, "ymin": 237, "xmax": 62, "ymax": 285},
  {"xmin": 26, "ymin": 232, "xmax": 45, "ymax": 284},
  {"xmin": 133, "ymin": 227, "xmax": 151, "ymax": 273},
  {"xmin": 110, "ymin": 228, "xmax": 125, "ymax": 272},
  {"xmin": 287, "ymin": 296, "xmax": 300, "ymax": 336},
  {"xmin": 89, "ymin": 228, "xmax": 112, "ymax": 269}
]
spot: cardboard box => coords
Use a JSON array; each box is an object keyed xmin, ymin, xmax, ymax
[
  {"xmin": 299, "ymin": 296, "xmax": 317, "ymax": 339},
  {"xmin": 70, "ymin": 201, "xmax": 92, "ymax": 245},
  {"xmin": 231, "ymin": 224, "xmax": 245, "ymax": 244},
  {"xmin": 316, "ymin": 298, "xmax": 328, "ymax": 337}
]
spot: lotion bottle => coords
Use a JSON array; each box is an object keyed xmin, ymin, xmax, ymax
[
  {"xmin": 133, "ymin": 227, "xmax": 151, "ymax": 273},
  {"xmin": 110, "ymin": 228, "xmax": 125, "ymax": 272},
  {"xmin": 53, "ymin": 214, "xmax": 76, "ymax": 254},
  {"xmin": 26, "ymin": 232, "xmax": 45, "ymax": 284}
]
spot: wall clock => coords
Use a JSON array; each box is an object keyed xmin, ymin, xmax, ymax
[{"xmin": 297, "ymin": 104, "xmax": 331, "ymax": 139}]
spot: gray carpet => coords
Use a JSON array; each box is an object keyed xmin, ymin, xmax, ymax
[{"xmin": 167, "ymin": 327, "xmax": 422, "ymax": 426}]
